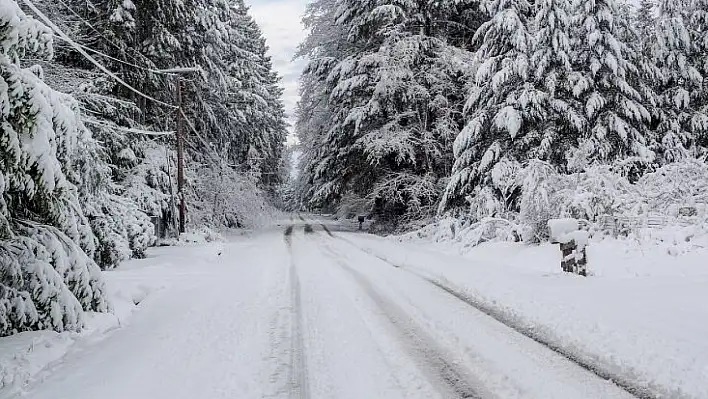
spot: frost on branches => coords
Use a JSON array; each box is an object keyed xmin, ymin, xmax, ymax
[
  {"xmin": 187, "ymin": 161, "xmax": 281, "ymax": 230},
  {"xmin": 1, "ymin": 0, "xmax": 109, "ymax": 336},
  {"xmin": 441, "ymin": 0, "xmax": 539, "ymax": 211},
  {"xmin": 654, "ymin": 0, "xmax": 708, "ymax": 162},
  {"xmin": 455, "ymin": 158, "xmax": 708, "ymax": 245},
  {"xmin": 569, "ymin": 0, "xmax": 653, "ymax": 166}
]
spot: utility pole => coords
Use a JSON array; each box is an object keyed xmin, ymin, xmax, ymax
[
  {"xmin": 176, "ymin": 77, "xmax": 186, "ymax": 234},
  {"xmin": 156, "ymin": 67, "xmax": 200, "ymax": 237}
]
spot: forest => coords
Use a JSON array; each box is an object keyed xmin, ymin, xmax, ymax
[
  {"xmin": 294, "ymin": 0, "xmax": 708, "ymax": 236},
  {"xmin": 1, "ymin": 0, "xmax": 287, "ymax": 335}
]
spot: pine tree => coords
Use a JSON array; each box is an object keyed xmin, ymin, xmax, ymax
[
  {"xmin": 567, "ymin": 0, "xmax": 654, "ymax": 169},
  {"xmin": 1, "ymin": 0, "xmax": 109, "ymax": 336},
  {"xmin": 653, "ymin": 0, "xmax": 707, "ymax": 162},
  {"xmin": 531, "ymin": 0, "xmax": 585, "ymax": 167},
  {"xmin": 440, "ymin": 0, "xmax": 537, "ymax": 212}
]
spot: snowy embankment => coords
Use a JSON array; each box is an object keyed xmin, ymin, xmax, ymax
[
  {"xmin": 344, "ymin": 226, "xmax": 708, "ymax": 399},
  {"xmin": 0, "ymin": 239, "xmax": 226, "ymax": 396}
]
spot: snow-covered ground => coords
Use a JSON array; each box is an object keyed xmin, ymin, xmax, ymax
[
  {"xmin": 349, "ymin": 226, "xmax": 708, "ymax": 398},
  {"xmin": 1, "ymin": 217, "xmax": 705, "ymax": 398}
]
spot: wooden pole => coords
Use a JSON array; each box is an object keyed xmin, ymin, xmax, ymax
[{"xmin": 176, "ymin": 77, "xmax": 186, "ymax": 234}]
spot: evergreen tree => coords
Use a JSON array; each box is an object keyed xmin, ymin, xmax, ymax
[
  {"xmin": 441, "ymin": 0, "xmax": 537, "ymax": 212},
  {"xmin": 623, "ymin": 0, "xmax": 663, "ymax": 161},
  {"xmin": 1, "ymin": 0, "xmax": 109, "ymax": 336},
  {"xmin": 531, "ymin": 0, "xmax": 585, "ymax": 167},
  {"xmin": 567, "ymin": 0, "xmax": 654, "ymax": 168},
  {"xmin": 295, "ymin": 0, "xmax": 349, "ymax": 211},
  {"xmin": 654, "ymin": 0, "xmax": 707, "ymax": 162},
  {"xmin": 297, "ymin": 0, "xmax": 483, "ymax": 225},
  {"xmin": 690, "ymin": 0, "xmax": 708, "ymax": 149},
  {"xmin": 58, "ymin": 0, "xmax": 288, "ymax": 229}
]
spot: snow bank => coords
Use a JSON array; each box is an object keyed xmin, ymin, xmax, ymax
[
  {"xmin": 0, "ymin": 278, "xmax": 149, "ymax": 395},
  {"xmin": 400, "ymin": 216, "xmax": 707, "ymax": 277},
  {"xmin": 0, "ymin": 241, "xmax": 223, "ymax": 395}
]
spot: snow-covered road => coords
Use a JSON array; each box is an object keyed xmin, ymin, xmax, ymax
[{"xmin": 4, "ymin": 219, "xmax": 654, "ymax": 398}]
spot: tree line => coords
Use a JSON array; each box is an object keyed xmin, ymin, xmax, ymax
[
  {"xmin": 1, "ymin": 0, "xmax": 287, "ymax": 336},
  {"xmin": 295, "ymin": 0, "xmax": 708, "ymax": 230}
]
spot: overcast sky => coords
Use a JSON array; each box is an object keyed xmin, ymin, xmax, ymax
[{"xmin": 247, "ymin": 0, "xmax": 309, "ymax": 144}]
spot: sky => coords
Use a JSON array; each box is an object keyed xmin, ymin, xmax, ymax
[{"xmin": 247, "ymin": 0, "xmax": 310, "ymax": 145}]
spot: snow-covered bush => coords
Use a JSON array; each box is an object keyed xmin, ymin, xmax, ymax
[
  {"xmin": 86, "ymin": 194, "xmax": 155, "ymax": 269},
  {"xmin": 519, "ymin": 160, "xmax": 560, "ymax": 242},
  {"xmin": 454, "ymin": 158, "xmax": 708, "ymax": 246},
  {"xmin": 336, "ymin": 192, "xmax": 372, "ymax": 220},
  {"xmin": 0, "ymin": 222, "xmax": 110, "ymax": 337},
  {"xmin": 188, "ymin": 162, "xmax": 279, "ymax": 229},
  {"xmin": 121, "ymin": 141, "xmax": 174, "ymax": 220},
  {"xmin": 635, "ymin": 159, "xmax": 708, "ymax": 217},
  {"xmin": 368, "ymin": 172, "xmax": 440, "ymax": 228},
  {"xmin": 554, "ymin": 165, "xmax": 639, "ymax": 221},
  {"xmin": 466, "ymin": 186, "xmax": 507, "ymax": 221},
  {"xmin": 397, "ymin": 216, "xmax": 521, "ymax": 247}
]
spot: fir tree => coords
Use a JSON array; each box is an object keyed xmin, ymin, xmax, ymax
[
  {"xmin": 298, "ymin": 0, "xmax": 480, "ymax": 224},
  {"xmin": 531, "ymin": 0, "xmax": 586, "ymax": 167},
  {"xmin": 441, "ymin": 0, "xmax": 537, "ymax": 212},
  {"xmin": 654, "ymin": 0, "xmax": 707, "ymax": 162},
  {"xmin": 1, "ymin": 0, "xmax": 109, "ymax": 336},
  {"xmin": 568, "ymin": 0, "xmax": 654, "ymax": 168}
]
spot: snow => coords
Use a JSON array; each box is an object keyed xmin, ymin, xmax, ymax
[
  {"xmin": 361, "ymin": 225, "xmax": 708, "ymax": 398},
  {"xmin": 2, "ymin": 219, "xmax": 707, "ymax": 398},
  {"xmin": 548, "ymin": 218, "xmax": 580, "ymax": 242}
]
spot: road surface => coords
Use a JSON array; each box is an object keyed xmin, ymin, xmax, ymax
[{"xmin": 7, "ymin": 217, "xmax": 638, "ymax": 399}]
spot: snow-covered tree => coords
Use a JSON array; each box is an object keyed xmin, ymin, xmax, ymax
[
  {"xmin": 531, "ymin": 0, "xmax": 586, "ymax": 166},
  {"xmin": 441, "ymin": 0, "xmax": 538, "ymax": 211},
  {"xmin": 568, "ymin": 0, "xmax": 654, "ymax": 167},
  {"xmin": 294, "ymin": 0, "xmax": 348, "ymax": 211},
  {"xmin": 690, "ymin": 0, "xmax": 708, "ymax": 149},
  {"xmin": 297, "ymin": 0, "xmax": 479, "ymax": 226},
  {"xmin": 1, "ymin": 0, "xmax": 109, "ymax": 336},
  {"xmin": 653, "ymin": 0, "xmax": 708, "ymax": 162}
]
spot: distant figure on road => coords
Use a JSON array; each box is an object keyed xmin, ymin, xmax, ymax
[{"xmin": 358, "ymin": 215, "xmax": 365, "ymax": 231}]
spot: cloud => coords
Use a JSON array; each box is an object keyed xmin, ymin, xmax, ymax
[{"xmin": 247, "ymin": 0, "xmax": 309, "ymax": 143}]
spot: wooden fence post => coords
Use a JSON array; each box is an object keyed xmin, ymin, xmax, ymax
[{"xmin": 560, "ymin": 240, "xmax": 576, "ymax": 273}]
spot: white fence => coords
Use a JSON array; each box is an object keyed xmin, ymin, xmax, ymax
[{"xmin": 598, "ymin": 213, "xmax": 700, "ymax": 236}]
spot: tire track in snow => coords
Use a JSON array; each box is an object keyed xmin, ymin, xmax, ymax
[
  {"xmin": 316, "ymin": 239, "xmax": 489, "ymax": 399},
  {"xmin": 327, "ymin": 234, "xmax": 650, "ymax": 399},
  {"xmin": 283, "ymin": 227, "xmax": 310, "ymax": 399}
]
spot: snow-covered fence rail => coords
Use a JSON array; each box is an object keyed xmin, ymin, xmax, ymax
[{"xmin": 599, "ymin": 210, "xmax": 699, "ymax": 237}]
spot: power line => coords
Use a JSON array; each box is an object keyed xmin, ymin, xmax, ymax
[
  {"xmin": 22, "ymin": 0, "xmax": 178, "ymax": 110},
  {"xmin": 83, "ymin": 119, "xmax": 175, "ymax": 136},
  {"xmin": 51, "ymin": 34, "xmax": 174, "ymax": 76},
  {"xmin": 54, "ymin": 0, "xmax": 143, "ymax": 65}
]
